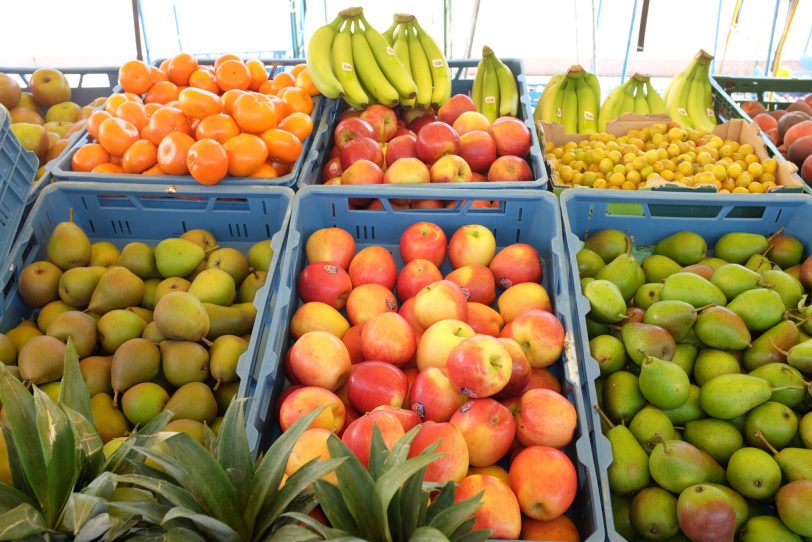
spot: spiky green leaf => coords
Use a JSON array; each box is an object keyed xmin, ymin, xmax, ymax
[
  {"xmin": 63, "ymin": 405, "xmax": 104, "ymax": 480},
  {"xmin": 428, "ymin": 492, "xmax": 483, "ymax": 537},
  {"xmin": 75, "ymin": 512, "xmax": 114, "ymax": 542},
  {"xmin": 277, "ymin": 512, "xmax": 350, "ymax": 540},
  {"xmin": 215, "ymin": 399, "xmax": 253, "ymax": 508},
  {"xmin": 59, "ymin": 492, "xmax": 106, "ymax": 534},
  {"xmin": 426, "ymin": 483, "xmax": 454, "ymax": 525},
  {"xmin": 0, "ymin": 483, "xmax": 35, "ymax": 514},
  {"xmin": 375, "ymin": 449, "xmax": 441, "ymax": 522},
  {"xmin": 450, "ymin": 529, "xmax": 491, "ymax": 542},
  {"xmin": 0, "ymin": 426, "xmax": 33, "ymax": 499},
  {"xmin": 265, "ymin": 523, "xmax": 323, "ymax": 542},
  {"xmin": 325, "ymin": 434, "xmax": 380, "ymax": 541},
  {"xmin": 162, "ymin": 506, "xmax": 242, "ymax": 542},
  {"xmin": 367, "ymin": 424, "xmax": 388, "ymax": 481},
  {"xmin": 313, "ymin": 480, "xmax": 359, "ymax": 534},
  {"xmin": 108, "ymin": 499, "xmax": 169, "ymax": 526},
  {"xmin": 408, "ymin": 526, "xmax": 448, "ymax": 541},
  {"xmin": 57, "ymin": 339, "xmax": 93, "ymax": 422},
  {"xmin": 382, "ymin": 426, "xmax": 420, "ymax": 473},
  {"xmin": 392, "ymin": 463, "xmax": 427, "ymax": 541},
  {"xmin": 113, "ymin": 474, "xmax": 201, "ymax": 512},
  {"xmin": 0, "ymin": 503, "xmax": 49, "ymax": 540},
  {"xmin": 103, "ymin": 411, "xmax": 172, "ymax": 475}
]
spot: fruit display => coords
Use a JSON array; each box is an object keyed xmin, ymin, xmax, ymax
[
  {"xmin": 0, "ymin": 68, "xmax": 100, "ymax": 179},
  {"xmin": 61, "ymin": 54, "xmax": 319, "ymax": 185},
  {"xmin": 0, "ymin": 213, "xmax": 276, "ymax": 447},
  {"xmin": 471, "ymin": 46, "xmax": 520, "ymax": 121},
  {"xmin": 266, "ymin": 197, "xmax": 597, "ymax": 540},
  {"xmin": 570, "ymin": 216, "xmax": 812, "ymax": 540},
  {"xmin": 534, "ymin": 65, "xmax": 602, "ymax": 134},
  {"xmin": 307, "ymin": 8, "xmax": 450, "ymax": 109},
  {"xmin": 597, "ymin": 74, "xmax": 667, "ymax": 131},
  {"xmin": 545, "ymin": 121, "xmax": 800, "ymax": 192},
  {"xmin": 663, "ymin": 50, "xmax": 717, "ymax": 131}
]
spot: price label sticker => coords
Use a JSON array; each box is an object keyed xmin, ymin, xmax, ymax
[
  {"xmin": 706, "ymin": 107, "xmax": 715, "ymax": 118},
  {"xmin": 677, "ymin": 108, "xmax": 689, "ymax": 117},
  {"xmin": 432, "ymin": 58, "xmax": 445, "ymax": 68},
  {"xmin": 485, "ymin": 96, "xmax": 497, "ymax": 104},
  {"xmin": 584, "ymin": 111, "xmax": 595, "ymax": 121},
  {"xmin": 386, "ymin": 47, "xmax": 396, "ymax": 56},
  {"xmin": 556, "ymin": 107, "xmax": 562, "ymax": 118},
  {"xmin": 341, "ymin": 62, "xmax": 352, "ymax": 72}
]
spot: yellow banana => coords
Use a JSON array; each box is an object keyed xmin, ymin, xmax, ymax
[
  {"xmin": 359, "ymin": 14, "xmax": 416, "ymax": 99},
  {"xmin": 584, "ymin": 72, "xmax": 601, "ymax": 109},
  {"xmin": 687, "ymin": 59, "xmax": 715, "ymax": 132},
  {"xmin": 645, "ymin": 80, "xmax": 667, "ymax": 114},
  {"xmin": 617, "ymin": 79, "xmax": 636, "ymax": 117},
  {"xmin": 535, "ymin": 73, "xmax": 565, "ymax": 123},
  {"xmin": 305, "ymin": 15, "xmax": 344, "ymax": 99},
  {"xmin": 634, "ymin": 79, "xmax": 649, "ymax": 114},
  {"xmin": 575, "ymin": 76, "xmax": 598, "ymax": 134},
  {"xmin": 598, "ymin": 82, "xmax": 626, "ymax": 131},
  {"xmin": 351, "ymin": 19, "xmax": 399, "ymax": 107},
  {"xmin": 331, "ymin": 20, "xmax": 369, "ymax": 108},
  {"xmin": 412, "ymin": 18, "xmax": 451, "ymax": 107},
  {"xmin": 480, "ymin": 55, "xmax": 500, "ymax": 122},
  {"xmin": 561, "ymin": 76, "xmax": 578, "ymax": 134},
  {"xmin": 383, "ymin": 19, "xmax": 398, "ymax": 45},
  {"xmin": 472, "ymin": 58, "xmax": 485, "ymax": 111},
  {"xmin": 485, "ymin": 47, "xmax": 518, "ymax": 117},
  {"xmin": 665, "ymin": 61, "xmax": 698, "ymax": 128},
  {"xmin": 552, "ymin": 78, "xmax": 567, "ymax": 125},
  {"xmin": 406, "ymin": 23, "xmax": 432, "ymax": 109},
  {"xmin": 393, "ymin": 25, "xmax": 415, "ymax": 108}
]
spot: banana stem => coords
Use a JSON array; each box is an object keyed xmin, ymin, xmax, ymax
[
  {"xmin": 394, "ymin": 13, "xmax": 415, "ymax": 24},
  {"xmin": 482, "ymin": 45, "xmax": 494, "ymax": 57},
  {"xmin": 338, "ymin": 6, "xmax": 363, "ymax": 18}
]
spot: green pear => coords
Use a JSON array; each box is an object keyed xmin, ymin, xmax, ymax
[
  {"xmin": 756, "ymin": 430, "xmax": 812, "ymax": 482},
  {"xmin": 0, "ymin": 333, "xmax": 16, "ymax": 366},
  {"xmin": 584, "ymin": 229, "xmax": 629, "ymax": 263},
  {"xmin": 705, "ymin": 484, "xmax": 749, "ymax": 531},
  {"xmin": 586, "ymin": 316, "xmax": 610, "ymax": 339},
  {"xmin": 18, "ymin": 335, "xmax": 65, "ymax": 385},
  {"xmin": 800, "ymin": 412, "xmax": 812, "ymax": 448},
  {"xmin": 649, "ymin": 439, "xmax": 710, "ymax": 493},
  {"xmin": 745, "ymin": 401, "xmax": 799, "ymax": 450},
  {"xmin": 36, "ymin": 300, "xmax": 72, "ymax": 333},
  {"xmin": 164, "ymin": 419, "xmax": 206, "ymax": 444},
  {"xmin": 237, "ymin": 271, "xmax": 267, "ymax": 303},
  {"xmin": 5, "ymin": 320, "xmax": 42, "ymax": 351},
  {"xmin": 661, "ymin": 272, "xmax": 726, "ymax": 308},
  {"xmin": 203, "ymin": 303, "xmax": 255, "ymax": 340},
  {"xmin": 711, "ymin": 263, "xmax": 761, "ymax": 301},
  {"xmin": 611, "ymin": 495, "xmax": 636, "ymax": 541},
  {"xmin": 694, "ymin": 306, "xmax": 751, "ymax": 351},
  {"xmin": 47, "ymin": 219, "xmax": 91, "ymax": 270},
  {"xmin": 745, "ymin": 253, "xmax": 773, "ymax": 274},
  {"xmin": 153, "ymin": 292, "xmax": 210, "ymax": 342},
  {"xmin": 141, "ymin": 322, "xmax": 166, "ymax": 343},
  {"xmin": 90, "ymin": 393, "xmax": 129, "ymax": 443},
  {"xmin": 97, "ymin": 309, "xmax": 147, "ymax": 353},
  {"xmin": 643, "ymin": 300, "xmax": 697, "ymax": 342},
  {"xmin": 18, "ymin": 260, "xmax": 62, "ymax": 307},
  {"xmin": 727, "ymin": 447, "xmax": 782, "ymax": 500},
  {"xmin": 761, "ymin": 270, "xmax": 804, "ymax": 310},
  {"xmin": 154, "ymin": 238, "xmax": 205, "ymax": 278},
  {"xmin": 767, "ymin": 233, "xmax": 804, "ymax": 268},
  {"xmin": 630, "ymin": 486, "xmax": 679, "ymax": 540},
  {"xmin": 209, "ymin": 335, "xmax": 248, "ymax": 388},
  {"xmin": 639, "ymin": 356, "xmax": 690, "ymax": 409},
  {"xmin": 188, "ymin": 268, "xmax": 236, "ymax": 306},
  {"xmin": 57, "ymin": 266, "xmax": 106, "ymax": 307},
  {"xmin": 604, "ymin": 370, "xmax": 647, "ymax": 424},
  {"xmin": 247, "ymin": 239, "xmax": 273, "ymax": 273},
  {"xmin": 140, "ymin": 278, "xmax": 161, "ymax": 310},
  {"xmin": 214, "ymin": 381, "xmax": 239, "ymax": 415},
  {"xmin": 743, "ymin": 320, "xmax": 800, "ymax": 371},
  {"xmin": 180, "ymin": 229, "xmax": 218, "ymax": 252},
  {"xmin": 693, "ymin": 349, "xmax": 741, "ymax": 386},
  {"xmin": 629, "ymin": 405, "xmax": 675, "ymax": 454},
  {"xmin": 154, "ymin": 277, "xmax": 191, "ymax": 303},
  {"xmin": 699, "ymin": 374, "xmax": 772, "ymax": 420},
  {"xmin": 583, "ymin": 279, "xmax": 627, "ymax": 323},
  {"xmin": 596, "ymin": 250, "xmax": 646, "ymax": 301},
  {"xmin": 87, "ymin": 266, "xmax": 145, "ymax": 315},
  {"xmin": 110, "ymin": 338, "xmax": 161, "ymax": 403},
  {"xmin": 117, "ymin": 242, "xmax": 160, "ymax": 280},
  {"xmin": 740, "ymin": 515, "xmax": 803, "ymax": 542},
  {"xmin": 676, "ymin": 484, "xmax": 737, "ymax": 542},
  {"xmin": 79, "ymin": 356, "xmax": 112, "ymax": 396},
  {"xmin": 622, "ymin": 323, "xmax": 676, "ymax": 366},
  {"xmin": 46, "ymin": 310, "xmax": 97, "ymax": 357},
  {"xmin": 714, "ymin": 232, "xmax": 769, "ymax": 265},
  {"xmin": 163, "ymin": 382, "xmax": 218, "ymax": 423},
  {"xmin": 662, "ymin": 385, "xmax": 704, "ymax": 424},
  {"xmin": 655, "ymin": 231, "xmax": 707, "ymax": 266},
  {"xmin": 576, "ymin": 248, "xmax": 605, "ymax": 278},
  {"xmin": 684, "ymin": 418, "xmax": 743, "ymax": 465},
  {"xmin": 159, "ymin": 341, "xmax": 209, "ymax": 387},
  {"xmin": 90, "ymin": 241, "xmax": 120, "ymax": 267},
  {"xmin": 642, "ymin": 254, "xmax": 683, "ymax": 283},
  {"xmin": 671, "ymin": 343, "xmax": 698, "ymax": 376},
  {"xmin": 698, "ymin": 257, "xmax": 728, "ymax": 270},
  {"xmin": 776, "ymin": 480, "xmax": 812, "ymax": 537},
  {"xmin": 580, "ymin": 277, "xmax": 594, "ymax": 291},
  {"xmin": 127, "ymin": 307, "xmax": 153, "ymax": 324},
  {"xmin": 207, "ymin": 247, "xmax": 250, "ymax": 285},
  {"xmin": 589, "ymin": 334, "xmax": 627, "ymax": 376},
  {"xmin": 634, "ymin": 283, "xmax": 663, "ymax": 310},
  {"xmin": 121, "ymin": 382, "xmax": 170, "ymax": 426},
  {"xmin": 596, "ymin": 407, "xmax": 650, "ymax": 495},
  {"xmin": 40, "ymin": 381, "xmax": 61, "ymax": 403},
  {"xmin": 787, "ymin": 339, "xmax": 812, "ymax": 374},
  {"xmin": 750, "ymin": 363, "xmax": 807, "ymax": 408},
  {"xmin": 726, "ymin": 288, "xmax": 785, "ymax": 332}
]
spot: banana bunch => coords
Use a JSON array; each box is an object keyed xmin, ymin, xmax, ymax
[
  {"xmin": 597, "ymin": 73, "xmax": 666, "ymax": 131},
  {"xmin": 534, "ymin": 65, "xmax": 600, "ymax": 134},
  {"xmin": 663, "ymin": 50, "xmax": 717, "ymax": 131},
  {"xmin": 470, "ymin": 46, "xmax": 519, "ymax": 121}
]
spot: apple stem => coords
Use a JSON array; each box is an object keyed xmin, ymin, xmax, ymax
[
  {"xmin": 754, "ymin": 430, "xmax": 779, "ymax": 455},
  {"xmin": 593, "ymin": 405, "xmax": 616, "ymax": 429}
]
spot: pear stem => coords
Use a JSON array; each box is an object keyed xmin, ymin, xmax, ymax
[
  {"xmin": 767, "ymin": 227, "xmax": 785, "ymax": 244},
  {"xmin": 780, "ymin": 369, "xmax": 810, "ymax": 386},
  {"xmin": 69, "ymin": 208, "xmax": 74, "ymax": 223},
  {"xmin": 594, "ymin": 405, "xmax": 616, "ymax": 429},
  {"xmin": 625, "ymin": 235, "xmax": 634, "ymax": 257},
  {"xmin": 201, "ymin": 338, "xmax": 214, "ymax": 347},
  {"xmin": 694, "ymin": 303, "xmax": 717, "ymax": 313},
  {"xmin": 755, "ymin": 430, "xmax": 779, "ymax": 455},
  {"xmin": 769, "ymin": 338, "xmax": 790, "ymax": 357},
  {"xmin": 771, "ymin": 385, "xmax": 805, "ymax": 392},
  {"xmin": 793, "ymin": 312, "xmax": 812, "ymax": 329}
]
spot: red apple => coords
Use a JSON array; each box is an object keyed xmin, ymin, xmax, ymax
[
  {"xmin": 398, "ymin": 297, "xmax": 426, "ymax": 338},
  {"xmin": 385, "ymin": 134, "xmax": 417, "ymax": 166},
  {"xmin": 445, "ymin": 264, "xmax": 496, "ymax": 304},
  {"xmin": 371, "ymin": 405, "xmax": 420, "ymax": 432},
  {"xmin": 298, "ymin": 262, "xmax": 352, "ymax": 310},
  {"xmin": 306, "ymin": 227, "xmax": 356, "ymax": 270},
  {"xmin": 455, "ymin": 475, "xmax": 522, "ymax": 539},
  {"xmin": 322, "ymin": 156, "xmax": 342, "ymax": 179},
  {"xmin": 342, "ymin": 323, "xmax": 365, "ymax": 364},
  {"xmin": 409, "ymin": 367, "xmax": 468, "ymax": 422},
  {"xmin": 448, "ymin": 224, "xmax": 497, "ymax": 268},
  {"xmin": 341, "ymin": 159, "xmax": 384, "ymax": 185},
  {"xmin": 413, "ymin": 280, "xmax": 468, "ymax": 329},
  {"xmin": 383, "ymin": 157, "xmax": 430, "ymax": 184},
  {"xmin": 330, "ymin": 145, "xmax": 341, "ymax": 158},
  {"xmin": 516, "ymin": 388, "xmax": 577, "ymax": 448},
  {"xmin": 488, "ymin": 155, "xmax": 533, "ymax": 182},
  {"xmin": 348, "ymin": 361, "xmax": 408, "ymax": 413},
  {"xmin": 450, "ymin": 398, "xmax": 516, "ymax": 466},
  {"xmin": 289, "ymin": 331, "xmax": 352, "ymax": 391},
  {"xmin": 416, "ymin": 122, "xmax": 461, "ymax": 164},
  {"xmin": 284, "ymin": 349, "xmax": 300, "ymax": 384},
  {"xmin": 286, "ymin": 428, "xmax": 337, "ymax": 484},
  {"xmin": 338, "ymin": 109, "xmax": 362, "ymax": 122},
  {"xmin": 459, "ymin": 130, "xmax": 498, "ymax": 172},
  {"xmin": 471, "ymin": 172, "xmax": 488, "ymax": 183},
  {"xmin": 411, "ymin": 199, "xmax": 445, "ymax": 209},
  {"xmin": 396, "ymin": 259, "xmax": 443, "ymax": 302},
  {"xmin": 509, "ymin": 446, "xmax": 577, "ymax": 520},
  {"xmin": 497, "ymin": 283, "xmax": 553, "ymax": 322},
  {"xmin": 447, "ymin": 335, "xmax": 512, "ymax": 398},
  {"xmin": 467, "ymin": 302, "xmax": 504, "ymax": 337},
  {"xmin": 276, "ymin": 383, "xmax": 302, "ymax": 418},
  {"xmin": 334, "ymin": 117, "xmax": 375, "ymax": 149},
  {"xmin": 346, "ymin": 283, "xmax": 398, "ymax": 325},
  {"xmin": 438, "ymin": 94, "xmax": 477, "ymax": 125},
  {"xmin": 429, "ymin": 154, "xmax": 473, "ymax": 183},
  {"xmin": 394, "ymin": 125, "xmax": 415, "ymax": 138},
  {"xmin": 338, "ymin": 405, "xmax": 361, "ymax": 437},
  {"xmin": 416, "ymin": 319, "xmax": 475, "ymax": 372},
  {"xmin": 360, "ymin": 104, "xmax": 398, "ymax": 142},
  {"xmin": 360, "ymin": 312, "xmax": 416, "ymax": 366},
  {"xmin": 323, "ymin": 178, "xmax": 341, "ymax": 186},
  {"xmin": 493, "ymin": 337, "xmax": 532, "ymax": 399},
  {"xmin": 489, "ymin": 117, "xmax": 532, "ymax": 157},
  {"xmin": 500, "ymin": 309, "xmax": 564, "ymax": 368},
  {"xmin": 279, "ymin": 386, "xmax": 346, "ymax": 433},
  {"xmin": 521, "ymin": 516, "xmax": 581, "ymax": 541},
  {"xmin": 403, "ymin": 107, "xmax": 434, "ymax": 126},
  {"xmin": 339, "ymin": 137, "xmax": 383, "ymax": 169},
  {"xmin": 490, "ymin": 243, "xmax": 542, "ymax": 288},
  {"xmin": 408, "ymin": 421, "xmax": 469, "ymax": 482},
  {"xmin": 453, "ymin": 111, "xmax": 492, "ymax": 135},
  {"xmin": 409, "ymin": 113, "xmax": 438, "ymax": 134},
  {"xmin": 348, "ymin": 246, "xmax": 397, "ymax": 290},
  {"xmin": 521, "ymin": 367, "xmax": 562, "ymax": 395},
  {"xmin": 400, "ymin": 221, "xmax": 447, "ymax": 267},
  {"xmin": 341, "ymin": 412, "xmax": 405, "ymax": 467}
]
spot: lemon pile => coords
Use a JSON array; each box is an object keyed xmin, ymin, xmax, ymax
[{"xmin": 546, "ymin": 123, "xmax": 779, "ymax": 193}]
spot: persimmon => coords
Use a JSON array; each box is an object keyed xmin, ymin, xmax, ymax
[
  {"xmin": 122, "ymin": 139, "xmax": 158, "ymax": 173},
  {"xmin": 215, "ymin": 60, "xmax": 252, "ymax": 92},
  {"xmin": 72, "ymin": 143, "xmax": 110, "ymax": 172},
  {"xmin": 232, "ymin": 93, "xmax": 277, "ymax": 134},
  {"xmin": 104, "ymin": 93, "xmax": 130, "ymax": 115},
  {"xmin": 249, "ymin": 163, "xmax": 279, "ymax": 178},
  {"xmin": 261, "ymin": 128, "xmax": 302, "ymax": 163},
  {"xmin": 143, "ymin": 106, "xmax": 192, "ymax": 145},
  {"xmin": 187, "ymin": 139, "xmax": 229, "ymax": 184},
  {"xmin": 195, "ymin": 113, "xmax": 240, "ymax": 144},
  {"xmin": 278, "ymin": 112, "xmax": 313, "ymax": 142},
  {"xmin": 98, "ymin": 117, "xmax": 139, "ymax": 156},
  {"xmin": 188, "ymin": 69, "xmax": 220, "ymax": 94},
  {"xmin": 87, "ymin": 110, "xmax": 112, "ymax": 139},
  {"xmin": 220, "ymin": 89, "xmax": 246, "ymax": 115},
  {"xmin": 167, "ymin": 53, "xmax": 198, "ymax": 86},
  {"xmin": 269, "ymin": 71, "xmax": 295, "ymax": 93},
  {"xmin": 157, "ymin": 131, "xmax": 196, "ymax": 175},
  {"xmin": 214, "ymin": 54, "xmax": 241, "ymax": 69},
  {"xmin": 278, "ymin": 86, "xmax": 313, "ymax": 115},
  {"xmin": 118, "ymin": 60, "xmax": 152, "ymax": 95},
  {"xmin": 91, "ymin": 163, "xmax": 124, "ymax": 174},
  {"xmin": 295, "ymin": 69, "xmax": 320, "ymax": 97},
  {"xmin": 178, "ymin": 87, "xmax": 222, "ymax": 119},
  {"xmin": 246, "ymin": 59, "xmax": 269, "ymax": 91},
  {"xmin": 144, "ymin": 81, "xmax": 179, "ymax": 105},
  {"xmin": 223, "ymin": 133, "xmax": 268, "ymax": 176},
  {"xmin": 115, "ymin": 101, "xmax": 149, "ymax": 132},
  {"xmin": 149, "ymin": 65, "xmax": 168, "ymax": 83}
]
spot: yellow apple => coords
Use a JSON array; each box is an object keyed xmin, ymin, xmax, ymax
[
  {"xmin": 0, "ymin": 73, "xmax": 21, "ymax": 109},
  {"xmin": 30, "ymin": 68, "xmax": 71, "ymax": 107},
  {"xmin": 10, "ymin": 122, "xmax": 49, "ymax": 160},
  {"xmin": 45, "ymin": 101, "xmax": 81, "ymax": 122},
  {"xmin": 10, "ymin": 106, "xmax": 44, "ymax": 125}
]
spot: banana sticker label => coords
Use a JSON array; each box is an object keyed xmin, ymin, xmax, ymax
[
  {"xmin": 386, "ymin": 47, "xmax": 396, "ymax": 56},
  {"xmin": 584, "ymin": 112, "xmax": 595, "ymax": 121},
  {"xmin": 677, "ymin": 108, "xmax": 689, "ymax": 117},
  {"xmin": 706, "ymin": 108, "xmax": 714, "ymax": 118},
  {"xmin": 341, "ymin": 62, "xmax": 352, "ymax": 72},
  {"xmin": 432, "ymin": 59, "xmax": 445, "ymax": 68},
  {"xmin": 556, "ymin": 107, "xmax": 563, "ymax": 118},
  {"xmin": 485, "ymin": 96, "xmax": 497, "ymax": 104}
]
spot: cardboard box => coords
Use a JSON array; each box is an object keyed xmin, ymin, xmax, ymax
[{"xmin": 538, "ymin": 114, "xmax": 804, "ymax": 192}]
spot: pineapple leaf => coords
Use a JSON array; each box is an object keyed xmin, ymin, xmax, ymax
[
  {"xmin": 108, "ymin": 499, "xmax": 169, "ymax": 526},
  {"xmin": 113, "ymin": 474, "xmax": 202, "ymax": 512},
  {"xmin": 163, "ymin": 526, "xmax": 210, "ymax": 542},
  {"xmin": 58, "ymin": 491, "xmax": 106, "ymax": 534},
  {"xmin": 374, "ymin": 449, "xmax": 441, "ymax": 521},
  {"xmin": 62, "ymin": 405, "xmax": 104, "ymax": 481},
  {"xmin": 428, "ymin": 491, "xmax": 483, "ymax": 537},
  {"xmin": 382, "ymin": 425, "xmax": 421, "ymax": 472},
  {"xmin": 367, "ymin": 424, "xmax": 389, "ymax": 480},
  {"xmin": 313, "ymin": 479, "xmax": 359, "ymax": 534},
  {"xmin": 264, "ymin": 523, "xmax": 323, "ymax": 542},
  {"xmin": 244, "ymin": 407, "xmax": 325, "ymax": 530},
  {"xmin": 407, "ymin": 526, "xmax": 448, "ymax": 541},
  {"xmin": 0, "ymin": 426, "xmax": 33, "ymax": 499},
  {"xmin": 392, "ymin": 462, "xmax": 427, "ymax": 540},
  {"xmin": 0, "ymin": 503, "xmax": 49, "ymax": 540},
  {"xmin": 162, "ymin": 506, "xmax": 242, "ymax": 542},
  {"xmin": 451, "ymin": 529, "xmax": 492, "ymax": 542},
  {"xmin": 161, "ymin": 432, "xmax": 249, "ymax": 539},
  {"xmin": 57, "ymin": 339, "xmax": 93, "ymax": 423},
  {"xmin": 325, "ymin": 434, "xmax": 380, "ymax": 541},
  {"xmin": 254, "ymin": 457, "xmax": 345, "ymax": 540},
  {"xmin": 33, "ymin": 386, "xmax": 78, "ymax": 528},
  {"xmin": 0, "ymin": 479, "xmax": 35, "ymax": 514},
  {"xmin": 103, "ymin": 411, "xmax": 172, "ymax": 475},
  {"xmin": 75, "ymin": 511, "xmax": 114, "ymax": 542},
  {"xmin": 425, "ymin": 483, "xmax": 454, "ymax": 525},
  {"xmin": 277, "ymin": 512, "xmax": 351, "ymax": 540},
  {"xmin": 0, "ymin": 364, "xmax": 47, "ymax": 510},
  {"xmin": 215, "ymin": 399, "xmax": 253, "ymax": 508}
]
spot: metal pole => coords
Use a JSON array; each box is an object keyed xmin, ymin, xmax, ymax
[
  {"xmin": 464, "ymin": 0, "xmax": 481, "ymax": 58},
  {"xmin": 131, "ymin": 0, "xmax": 144, "ymax": 61},
  {"xmin": 711, "ymin": 0, "xmax": 723, "ymax": 73},
  {"xmin": 764, "ymin": 0, "xmax": 781, "ymax": 76},
  {"xmin": 621, "ymin": 0, "xmax": 639, "ymax": 83}
]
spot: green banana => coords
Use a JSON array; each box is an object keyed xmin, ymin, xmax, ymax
[
  {"xmin": 350, "ymin": 19, "xmax": 399, "ymax": 107},
  {"xmin": 617, "ymin": 79, "xmax": 636, "ymax": 118},
  {"xmin": 665, "ymin": 61, "xmax": 699, "ymax": 128},
  {"xmin": 687, "ymin": 59, "xmax": 714, "ymax": 132},
  {"xmin": 644, "ymin": 80, "xmax": 667, "ymax": 114},
  {"xmin": 598, "ymin": 82, "xmax": 626, "ymax": 131},
  {"xmin": 584, "ymin": 72, "xmax": 602, "ymax": 109},
  {"xmin": 412, "ymin": 18, "xmax": 451, "ymax": 107},
  {"xmin": 552, "ymin": 78, "xmax": 568, "ymax": 125},
  {"xmin": 575, "ymin": 76, "xmax": 598, "ymax": 133},
  {"xmin": 472, "ymin": 58, "xmax": 485, "ymax": 111},
  {"xmin": 305, "ymin": 15, "xmax": 344, "ymax": 99},
  {"xmin": 487, "ymin": 47, "xmax": 518, "ymax": 117},
  {"xmin": 393, "ymin": 25, "xmax": 416, "ymax": 108},
  {"xmin": 406, "ymin": 23, "xmax": 432, "ymax": 109},
  {"xmin": 331, "ymin": 20, "xmax": 369, "ymax": 108},
  {"xmin": 535, "ymin": 73, "xmax": 565, "ymax": 123},
  {"xmin": 633, "ymin": 79, "xmax": 649, "ymax": 114},
  {"xmin": 480, "ymin": 55, "xmax": 500, "ymax": 122},
  {"xmin": 561, "ymin": 76, "xmax": 579, "ymax": 134},
  {"xmin": 359, "ymin": 15, "xmax": 416, "ymax": 99},
  {"xmin": 382, "ymin": 19, "xmax": 398, "ymax": 45}
]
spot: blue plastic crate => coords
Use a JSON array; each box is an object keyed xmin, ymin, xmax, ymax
[
  {"xmin": 0, "ymin": 108, "xmax": 38, "ymax": 262},
  {"xmin": 0, "ymin": 66, "xmax": 119, "ymax": 108},
  {"xmin": 245, "ymin": 185, "xmax": 604, "ymax": 542},
  {"xmin": 560, "ymin": 190, "xmax": 812, "ymax": 541},
  {"xmin": 1, "ymin": 182, "xmax": 293, "ymax": 433},
  {"xmin": 297, "ymin": 58, "xmax": 548, "ymax": 190}
]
